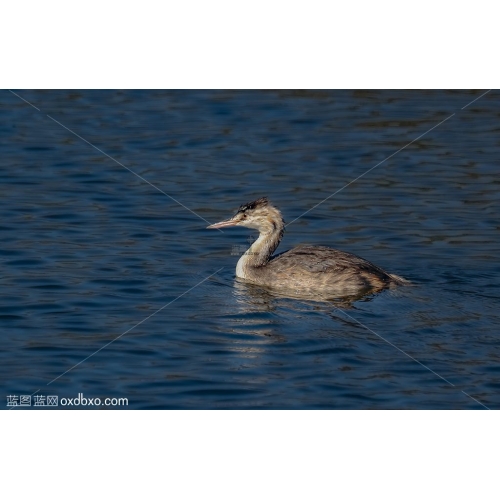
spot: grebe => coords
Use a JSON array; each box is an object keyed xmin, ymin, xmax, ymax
[{"xmin": 207, "ymin": 197, "xmax": 408, "ymax": 299}]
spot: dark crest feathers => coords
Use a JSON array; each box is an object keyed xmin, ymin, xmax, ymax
[{"xmin": 237, "ymin": 197, "xmax": 269, "ymax": 213}]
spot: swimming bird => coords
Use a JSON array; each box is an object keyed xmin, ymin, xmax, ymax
[{"xmin": 207, "ymin": 197, "xmax": 408, "ymax": 299}]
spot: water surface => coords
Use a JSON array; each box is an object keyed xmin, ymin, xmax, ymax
[{"xmin": 1, "ymin": 90, "xmax": 499, "ymax": 409}]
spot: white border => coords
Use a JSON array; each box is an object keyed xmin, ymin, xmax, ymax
[{"xmin": 2, "ymin": 1, "xmax": 499, "ymax": 88}]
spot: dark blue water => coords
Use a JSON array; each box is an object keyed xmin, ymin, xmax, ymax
[{"xmin": 1, "ymin": 90, "xmax": 499, "ymax": 409}]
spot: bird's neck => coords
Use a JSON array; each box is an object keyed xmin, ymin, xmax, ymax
[{"xmin": 236, "ymin": 222, "xmax": 284, "ymax": 278}]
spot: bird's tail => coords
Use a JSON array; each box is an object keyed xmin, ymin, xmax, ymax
[{"xmin": 389, "ymin": 273, "xmax": 412, "ymax": 286}]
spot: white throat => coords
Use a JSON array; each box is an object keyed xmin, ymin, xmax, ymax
[{"xmin": 236, "ymin": 233, "xmax": 267, "ymax": 279}]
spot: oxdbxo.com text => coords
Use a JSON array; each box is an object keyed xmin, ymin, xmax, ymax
[{"xmin": 60, "ymin": 393, "xmax": 128, "ymax": 407}]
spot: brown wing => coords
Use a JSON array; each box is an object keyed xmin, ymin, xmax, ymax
[{"xmin": 270, "ymin": 245, "xmax": 390, "ymax": 276}]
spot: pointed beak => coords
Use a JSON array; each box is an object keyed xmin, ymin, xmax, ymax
[{"xmin": 206, "ymin": 218, "xmax": 239, "ymax": 229}]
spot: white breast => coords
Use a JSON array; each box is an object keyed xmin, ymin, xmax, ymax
[{"xmin": 236, "ymin": 255, "xmax": 248, "ymax": 279}]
